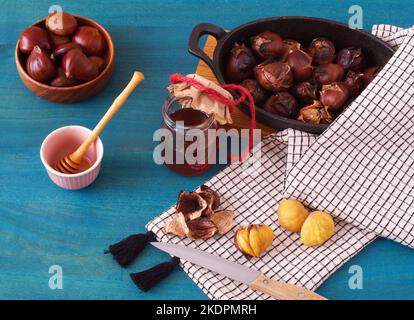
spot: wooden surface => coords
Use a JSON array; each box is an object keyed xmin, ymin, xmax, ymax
[{"xmin": 1, "ymin": 0, "xmax": 414, "ymax": 300}]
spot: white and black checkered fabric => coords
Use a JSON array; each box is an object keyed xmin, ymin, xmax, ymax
[{"xmin": 147, "ymin": 25, "xmax": 410, "ymax": 299}]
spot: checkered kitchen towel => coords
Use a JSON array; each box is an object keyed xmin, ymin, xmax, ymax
[{"xmin": 147, "ymin": 25, "xmax": 412, "ymax": 299}]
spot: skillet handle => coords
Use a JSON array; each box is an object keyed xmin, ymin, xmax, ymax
[{"xmin": 188, "ymin": 23, "xmax": 227, "ymax": 77}]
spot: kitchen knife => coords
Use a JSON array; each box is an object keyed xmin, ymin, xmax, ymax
[{"xmin": 151, "ymin": 242, "xmax": 327, "ymax": 300}]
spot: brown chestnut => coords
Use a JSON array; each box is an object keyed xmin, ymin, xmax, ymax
[
  {"xmin": 50, "ymin": 68, "xmax": 78, "ymax": 87},
  {"xmin": 251, "ymin": 31, "xmax": 284, "ymax": 59},
  {"xmin": 291, "ymin": 81, "xmax": 318, "ymax": 105},
  {"xmin": 226, "ymin": 43, "xmax": 256, "ymax": 83},
  {"xmin": 254, "ymin": 60, "xmax": 294, "ymax": 92},
  {"xmin": 241, "ymin": 79, "xmax": 268, "ymax": 106},
  {"xmin": 313, "ymin": 63, "xmax": 344, "ymax": 87},
  {"xmin": 307, "ymin": 38, "xmax": 335, "ymax": 66},
  {"xmin": 89, "ymin": 56, "xmax": 106, "ymax": 73},
  {"xmin": 52, "ymin": 42, "xmax": 82, "ymax": 61},
  {"xmin": 336, "ymin": 47, "xmax": 366, "ymax": 72},
  {"xmin": 297, "ymin": 100, "xmax": 333, "ymax": 124},
  {"xmin": 362, "ymin": 66, "xmax": 382, "ymax": 88},
  {"xmin": 61, "ymin": 49, "xmax": 99, "ymax": 81},
  {"xmin": 26, "ymin": 46, "xmax": 56, "ymax": 83},
  {"xmin": 48, "ymin": 32, "xmax": 70, "ymax": 47},
  {"xmin": 343, "ymin": 71, "xmax": 364, "ymax": 97},
  {"xmin": 19, "ymin": 26, "xmax": 51, "ymax": 54},
  {"xmin": 263, "ymin": 92, "xmax": 299, "ymax": 118},
  {"xmin": 46, "ymin": 11, "xmax": 78, "ymax": 36},
  {"xmin": 287, "ymin": 49, "xmax": 313, "ymax": 81},
  {"xmin": 72, "ymin": 26, "xmax": 106, "ymax": 56},
  {"xmin": 320, "ymin": 82, "xmax": 350, "ymax": 112}
]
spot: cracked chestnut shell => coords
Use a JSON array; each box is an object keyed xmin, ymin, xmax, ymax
[
  {"xmin": 225, "ymin": 43, "xmax": 256, "ymax": 83},
  {"xmin": 291, "ymin": 81, "xmax": 318, "ymax": 105},
  {"xmin": 241, "ymin": 79, "xmax": 268, "ymax": 106},
  {"xmin": 362, "ymin": 66, "xmax": 382, "ymax": 88},
  {"xmin": 254, "ymin": 60, "xmax": 294, "ymax": 92},
  {"xmin": 199, "ymin": 185, "xmax": 220, "ymax": 217},
  {"xmin": 313, "ymin": 63, "xmax": 344, "ymax": 87},
  {"xmin": 251, "ymin": 31, "xmax": 284, "ymax": 59},
  {"xmin": 263, "ymin": 92, "xmax": 299, "ymax": 119},
  {"xmin": 297, "ymin": 100, "xmax": 334, "ymax": 124},
  {"xmin": 336, "ymin": 47, "xmax": 366, "ymax": 72},
  {"xmin": 343, "ymin": 71, "xmax": 364, "ymax": 98},
  {"xmin": 187, "ymin": 218, "xmax": 218, "ymax": 240},
  {"xmin": 287, "ymin": 49, "xmax": 313, "ymax": 81},
  {"xmin": 176, "ymin": 191, "xmax": 207, "ymax": 221},
  {"xmin": 320, "ymin": 82, "xmax": 350, "ymax": 112},
  {"xmin": 307, "ymin": 38, "xmax": 335, "ymax": 66}
]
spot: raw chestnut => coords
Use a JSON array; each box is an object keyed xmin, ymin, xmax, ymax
[
  {"xmin": 61, "ymin": 49, "xmax": 99, "ymax": 81},
  {"xmin": 19, "ymin": 26, "xmax": 51, "ymax": 54},
  {"xmin": 291, "ymin": 81, "xmax": 318, "ymax": 104},
  {"xmin": 89, "ymin": 56, "xmax": 106, "ymax": 72},
  {"xmin": 254, "ymin": 60, "xmax": 294, "ymax": 92},
  {"xmin": 362, "ymin": 66, "xmax": 382, "ymax": 87},
  {"xmin": 46, "ymin": 11, "xmax": 78, "ymax": 36},
  {"xmin": 73, "ymin": 26, "xmax": 106, "ymax": 56},
  {"xmin": 251, "ymin": 31, "xmax": 284, "ymax": 59},
  {"xmin": 52, "ymin": 42, "xmax": 82, "ymax": 61},
  {"xmin": 313, "ymin": 63, "xmax": 344, "ymax": 87},
  {"xmin": 336, "ymin": 47, "xmax": 366, "ymax": 72},
  {"xmin": 281, "ymin": 39, "xmax": 303, "ymax": 61},
  {"xmin": 50, "ymin": 67, "xmax": 78, "ymax": 87},
  {"xmin": 343, "ymin": 71, "xmax": 364, "ymax": 97},
  {"xmin": 297, "ymin": 100, "xmax": 334, "ymax": 124},
  {"xmin": 287, "ymin": 49, "xmax": 313, "ymax": 81},
  {"xmin": 225, "ymin": 43, "xmax": 256, "ymax": 83},
  {"xmin": 48, "ymin": 32, "xmax": 70, "ymax": 47},
  {"xmin": 263, "ymin": 92, "xmax": 299, "ymax": 118},
  {"xmin": 26, "ymin": 46, "xmax": 56, "ymax": 83},
  {"xmin": 307, "ymin": 38, "xmax": 335, "ymax": 65},
  {"xmin": 320, "ymin": 82, "xmax": 350, "ymax": 112},
  {"xmin": 241, "ymin": 79, "xmax": 268, "ymax": 106}
]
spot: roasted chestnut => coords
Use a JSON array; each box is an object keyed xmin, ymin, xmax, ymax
[
  {"xmin": 50, "ymin": 67, "xmax": 78, "ymax": 87},
  {"xmin": 89, "ymin": 56, "xmax": 106, "ymax": 72},
  {"xmin": 263, "ymin": 92, "xmax": 299, "ymax": 119},
  {"xmin": 336, "ymin": 47, "xmax": 366, "ymax": 72},
  {"xmin": 362, "ymin": 66, "xmax": 382, "ymax": 88},
  {"xmin": 19, "ymin": 26, "xmax": 51, "ymax": 54},
  {"xmin": 72, "ymin": 26, "xmax": 106, "ymax": 56},
  {"xmin": 313, "ymin": 63, "xmax": 344, "ymax": 87},
  {"xmin": 61, "ymin": 49, "xmax": 99, "ymax": 81},
  {"xmin": 48, "ymin": 32, "xmax": 70, "ymax": 47},
  {"xmin": 254, "ymin": 60, "xmax": 294, "ymax": 92},
  {"xmin": 251, "ymin": 31, "xmax": 284, "ymax": 59},
  {"xmin": 26, "ymin": 46, "xmax": 56, "ymax": 83},
  {"xmin": 297, "ymin": 100, "xmax": 333, "ymax": 124},
  {"xmin": 225, "ymin": 43, "xmax": 256, "ymax": 83},
  {"xmin": 52, "ymin": 42, "xmax": 82, "ymax": 61},
  {"xmin": 46, "ymin": 11, "xmax": 78, "ymax": 36},
  {"xmin": 241, "ymin": 79, "xmax": 268, "ymax": 106},
  {"xmin": 343, "ymin": 71, "xmax": 364, "ymax": 97},
  {"xmin": 320, "ymin": 82, "xmax": 350, "ymax": 112},
  {"xmin": 307, "ymin": 38, "xmax": 335, "ymax": 66},
  {"xmin": 291, "ymin": 81, "xmax": 318, "ymax": 105},
  {"xmin": 287, "ymin": 49, "xmax": 313, "ymax": 81}
]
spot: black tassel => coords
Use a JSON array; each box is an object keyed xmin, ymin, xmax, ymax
[
  {"xmin": 130, "ymin": 257, "xmax": 180, "ymax": 292},
  {"xmin": 104, "ymin": 231, "xmax": 155, "ymax": 268}
]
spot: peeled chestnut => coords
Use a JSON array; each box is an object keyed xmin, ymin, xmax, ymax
[
  {"xmin": 19, "ymin": 26, "xmax": 51, "ymax": 54},
  {"xmin": 52, "ymin": 42, "xmax": 82, "ymax": 61},
  {"xmin": 343, "ymin": 71, "xmax": 364, "ymax": 97},
  {"xmin": 362, "ymin": 66, "xmax": 382, "ymax": 88},
  {"xmin": 26, "ymin": 46, "xmax": 56, "ymax": 83},
  {"xmin": 251, "ymin": 31, "xmax": 284, "ymax": 59},
  {"xmin": 313, "ymin": 63, "xmax": 344, "ymax": 87},
  {"xmin": 297, "ymin": 100, "xmax": 333, "ymax": 124},
  {"xmin": 73, "ymin": 26, "xmax": 106, "ymax": 56},
  {"xmin": 287, "ymin": 49, "xmax": 313, "ymax": 81},
  {"xmin": 254, "ymin": 60, "xmax": 294, "ymax": 92},
  {"xmin": 291, "ymin": 81, "xmax": 318, "ymax": 105},
  {"xmin": 336, "ymin": 47, "xmax": 366, "ymax": 72},
  {"xmin": 320, "ymin": 82, "xmax": 350, "ymax": 112},
  {"xmin": 50, "ymin": 68, "xmax": 78, "ymax": 87},
  {"xmin": 61, "ymin": 49, "xmax": 99, "ymax": 81},
  {"xmin": 241, "ymin": 79, "xmax": 268, "ymax": 106},
  {"xmin": 307, "ymin": 38, "xmax": 335, "ymax": 66},
  {"xmin": 46, "ymin": 11, "xmax": 78, "ymax": 36},
  {"xmin": 89, "ymin": 56, "xmax": 106, "ymax": 72},
  {"xmin": 226, "ymin": 43, "xmax": 256, "ymax": 83},
  {"xmin": 263, "ymin": 92, "xmax": 299, "ymax": 119},
  {"xmin": 48, "ymin": 32, "xmax": 70, "ymax": 47}
]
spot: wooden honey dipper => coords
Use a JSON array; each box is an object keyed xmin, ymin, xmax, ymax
[{"xmin": 55, "ymin": 71, "xmax": 145, "ymax": 174}]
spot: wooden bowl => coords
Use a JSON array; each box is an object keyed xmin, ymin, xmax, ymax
[
  {"xmin": 189, "ymin": 17, "xmax": 395, "ymax": 134},
  {"xmin": 15, "ymin": 15, "xmax": 114, "ymax": 103}
]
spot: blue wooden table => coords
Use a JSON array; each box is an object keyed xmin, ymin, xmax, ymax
[{"xmin": 1, "ymin": 0, "xmax": 413, "ymax": 300}]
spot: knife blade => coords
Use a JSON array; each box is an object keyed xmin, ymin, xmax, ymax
[{"xmin": 151, "ymin": 242, "xmax": 327, "ymax": 300}]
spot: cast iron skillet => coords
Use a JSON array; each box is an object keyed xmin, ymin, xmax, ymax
[{"xmin": 188, "ymin": 17, "xmax": 395, "ymax": 134}]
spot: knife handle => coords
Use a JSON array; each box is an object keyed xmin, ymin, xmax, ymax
[{"xmin": 250, "ymin": 274, "xmax": 327, "ymax": 300}]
